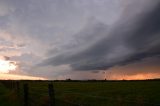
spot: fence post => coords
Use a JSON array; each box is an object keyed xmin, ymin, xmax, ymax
[
  {"xmin": 11, "ymin": 80, "xmax": 14, "ymax": 89},
  {"xmin": 16, "ymin": 81, "xmax": 20, "ymax": 93},
  {"xmin": 48, "ymin": 83, "xmax": 55, "ymax": 106},
  {"xmin": 24, "ymin": 83, "xmax": 29, "ymax": 106}
]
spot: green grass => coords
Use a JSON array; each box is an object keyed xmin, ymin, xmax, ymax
[
  {"xmin": 53, "ymin": 81, "xmax": 160, "ymax": 106},
  {"xmin": 0, "ymin": 83, "xmax": 21, "ymax": 106},
  {"xmin": 1, "ymin": 80, "xmax": 160, "ymax": 106}
]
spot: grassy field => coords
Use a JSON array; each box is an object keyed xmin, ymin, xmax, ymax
[
  {"xmin": 0, "ymin": 80, "xmax": 160, "ymax": 106},
  {"xmin": 0, "ymin": 83, "xmax": 20, "ymax": 106}
]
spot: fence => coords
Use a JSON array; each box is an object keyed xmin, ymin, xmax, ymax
[
  {"xmin": 21, "ymin": 83, "xmax": 56, "ymax": 106},
  {"xmin": 0, "ymin": 80, "xmax": 160, "ymax": 106},
  {"xmin": 0, "ymin": 81, "xmax": 56, "ymax": 106}
]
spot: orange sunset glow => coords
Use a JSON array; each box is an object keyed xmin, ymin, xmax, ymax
[
  {"xmin": 0, "ymin": 73, "xmax": 46, "ymax": 80},
  {"xmin": 0, "ymin": 59, "xmax": 47, "ymax": 80},
  {"xmin": 105, "ymin": 73, "xmax": 160, "ymax": 80}
]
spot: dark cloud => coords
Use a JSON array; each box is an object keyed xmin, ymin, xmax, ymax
[
  {"xmin": 40, "ymin": 1, "xmax": 160, "ymax": 71},
  {"xmin": 4, "ymin": 56, "xmax": 10, "ymax": 60},
  {"xmin": 108, "ymin": 56, "xmax": 160, "ymax": 76}
]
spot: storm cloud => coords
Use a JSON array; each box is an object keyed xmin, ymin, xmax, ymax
[
  {"xmin": 0, "ymin": 0, "xmax": 160, "ymax": 79},
  {"xmin": 41, "ymin": 0, "xmax": 160, "ymax": 71}
]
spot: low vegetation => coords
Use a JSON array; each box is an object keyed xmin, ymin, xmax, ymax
[{"xmin": 0, "ymin": 80, "xmax": 160, "ymax": 106}]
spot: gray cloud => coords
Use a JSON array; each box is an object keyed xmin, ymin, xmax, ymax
[
  {"xmin": 0, "ymin": 0, "xmax": 124, "ymax": 78},
  {"xmin": 41, "ymin": 0, "xmax": 160, "ymax": 71},
  {"xmin": 1, "ymin": 0, "xmax": 160, "ymax": 79}
]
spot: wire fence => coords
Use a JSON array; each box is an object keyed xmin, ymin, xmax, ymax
[{"xmin": 0, "ymin": 80, "xmax": 160, "ymax": 106}]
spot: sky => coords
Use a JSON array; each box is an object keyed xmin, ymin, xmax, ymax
[{"xmin": 0, "ymin": 0, "xmax": 160, "ymax": 80}]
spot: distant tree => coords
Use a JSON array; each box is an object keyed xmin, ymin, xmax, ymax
[{"xmin": 66, "ymin": 78, "xmax": 71, "ymax": 81}]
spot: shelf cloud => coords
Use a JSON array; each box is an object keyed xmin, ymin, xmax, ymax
[
  {"xmin": 0, "ymin": 0, "xmax": 160, "ymax": 79},
  {"xmin": 41, "ymin": 0, "xmax": 160, "ymax": 72}
]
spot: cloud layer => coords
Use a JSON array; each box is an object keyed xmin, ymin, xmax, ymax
[
  {"xmin": 0, "ymin": 0, "xmax": 160, "ymax": 79},
  {"xmin": 41, "ymin": 0, "xmax": 160, "ymax": 72}
]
